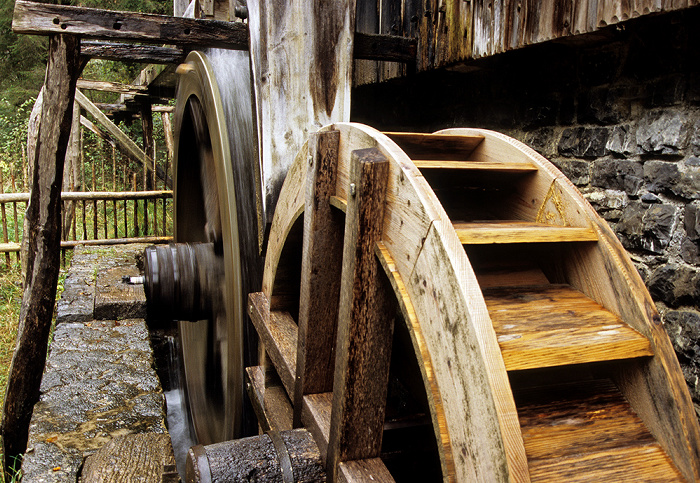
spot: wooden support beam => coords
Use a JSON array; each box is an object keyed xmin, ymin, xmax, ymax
[
  {"xmin": 13, "ymin": 1, "xmax": 416, "ymax": 63},
  {"xmin": 327, "ymin": 148, "xmax": 394, "ymax": 481},
  {"xmin": 77, "ymin": 78, "xmax": 148, "ymax": 95},
  {"xmin": 80, "ymin": 41, "xmax": 186, "ymax": 64},
  {"xmin": 293, "ymin": 130, "xmax": 344, "ymax": 427},
  {"xmin": 12, "ymin": 0, "xmax": 248, "ymax": 50},
  {"xmin": 0, "ymin": 34, "xmax": 81, "ymax": 472},
  {"xmin": 75, "ymin": 90, "xmax": 171, "ymax": 187}
]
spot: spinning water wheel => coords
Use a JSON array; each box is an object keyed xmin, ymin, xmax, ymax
[
  {"xmin": 234, "ymin": 123, "xmax": 700, "ymax": 481},
  {"xmin": 164, "ymin": 49, "xmax": 262, "ymax": 444}
]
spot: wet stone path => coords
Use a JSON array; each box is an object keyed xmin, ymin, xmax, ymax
[{"xmin": 21, "ymin": 244, "xmax": 176, "ymax": 482}]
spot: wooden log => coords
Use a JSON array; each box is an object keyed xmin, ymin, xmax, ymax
[
  {"xmin": 12, "ymin": 0, "xmax": 248, "ymax": 50},
  {"xmin": 327, "ymin": 147, "xmax": 394, "ymax": 481},
  {"xmin": 80, "ymin": 41, "xmax": 186, "ymax": 64},
  {"xmin": 77, "ymin": 78, "xmax": 148, "ymax": 95},
  {"xmin": 293, "ymin": 130, "xmax": 344, "ymax": 427},
  {"xmin": 186, "ymin": 429, "xmax": 325, "ymax": 483},
  {"xmin": 81, "ymin": 433, "xmax": 177, "ymax": 482},
  {"xmin": 0, "ymin": 34, "xmax": 81, "ymax": 471}
]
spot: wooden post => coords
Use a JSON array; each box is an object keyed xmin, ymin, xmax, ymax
[
  {"xmin": 327, "ymin": 148, "xmax": 394, "ymax": 481},
  {"xmin": 1, "ymin": 34, "xmax": 80, "ymax": 471},
  {"xmin": 293, "ymin": 130, "xmax": 344, "ymax": 427}
]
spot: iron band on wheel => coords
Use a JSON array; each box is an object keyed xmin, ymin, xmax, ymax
[{"xmin": 266, "ymin": 430, "xmax": 295, "ymax": 483}]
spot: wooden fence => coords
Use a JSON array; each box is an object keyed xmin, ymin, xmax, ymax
[{"xmin": 0, "ymin": 190, "xmax": 173, "ymax": 264}]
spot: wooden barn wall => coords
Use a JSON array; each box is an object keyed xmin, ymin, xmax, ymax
[{"xmin": 354, "ymin": 0, "xmax": 699, "ymax": 82}]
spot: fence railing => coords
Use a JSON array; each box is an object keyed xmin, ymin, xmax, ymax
[{"xmin": 0, "ymin": 190, "xmax": 173, "ymax": 264}]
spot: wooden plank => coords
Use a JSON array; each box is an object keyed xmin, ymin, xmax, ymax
[
  {"xmin": 516, "ymin": 379, "xmax": 655, "ymax": 460},
  {"xmin": 1, "ymin": 34, "xmax": 81, "ymax": 470},
  {"xmin": 246, "ymin": 365, "xmax": 294, "ymax": 433},
  {"xmin": 76, "ymin": 78, "xmax": 148, "ymax": 95},
  {"xmin": 413, "ymin": 160, "xmax": 537, "ymax": 172},
  {"xmin": 327, "ymin": 148, "xmax": 394, "ymax": 482},
  {"xmin": 12, "ymin": 0, "xmax": 248, "ymax": 49},
  {"xmin": 354, "ymin": 32, "xmax": 417, "ymax": 63},
  {"xmin": 454, "ymin": 221, "xmax": 599, "ymax": 244},
  {"xmin": 383, "ymin": 132, "xmax": 485, "ymax": 160},
  {"xmin": 248, "ymin": 292, "xmax": 297, "ymax": 397},
  {"xmin": 484, "ymin": 284, "xmax": 653, "ymax": 371},
  {"xmin": 528, "ymin": 444, "xmax": 684, "ymax": 482},
  {"xmin": 338, "ymin": 458, "xmax": 395, "ymax": 483},
  {"xmin": 302, "ymin": 392, "xmax": 333, "ymax": 461},
  {"xmin": 294, "ymin": 130, "xmax": 344, "ymax": 426},
  {"xmin": 516, "ymin": 380, "xmax": 685, "ymax": 481},
  {"xmin": 475, "ymin": 265, "xmax": 551, "ymax": 288}
]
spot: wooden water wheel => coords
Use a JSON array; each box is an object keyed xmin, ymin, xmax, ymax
[{"xmin": 242, "ymin": 123, "xmax": 700, "ymax": 482}]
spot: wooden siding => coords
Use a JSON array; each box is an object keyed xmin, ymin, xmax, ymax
[{"xmin": 355, "ymin": 0, "xmax": 700, "ymax": 81}]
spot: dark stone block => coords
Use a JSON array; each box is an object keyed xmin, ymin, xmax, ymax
[
  {"xmin": 558, "ymin": 127, "xmax": 609, "ymax": 158},
  {"xmin": 591, "ymin": 159, "xmax": 644, "ymax": 195},
  {"xmin": 606, "ymin": 125, "xmax": 638, "ymax": 156},
  {"xmin": 617, "ymin": 201, "xmax": 678, "ymax": 254},
  {"xmin": 524, "ymin": 127, "xmax": 557, "ymax": 158},
  {"xmin": 686, "ymin": 201, "xmax": 700, "ymax": 241},
  {"xmin": 645, "ymin": 159, "xmax": 700, "ymax": 200},
  {"xmin": 681, "ymin": 237, "xmax": 700, "ymax": 264},
  {"xmin": 690, "ymin": 121, "xmax": 700, "ymax": 156},
  {"xmin": 551, "ymin": 159, "xmax": 590, "ymax": 185},
  {"xmin": 649, "ymin": 264, "xmax": 700, "ymax": 307},
  {"xmin": 641, "ymin": 192, "xmax": 662, "ymax": 203},
  {"xmin": 637, "ymin": 110, "xmax": 691, "ymax": 155},
  {"xmin": 663, "ymin": 310, "xmax": 700, "ymax": 403}
]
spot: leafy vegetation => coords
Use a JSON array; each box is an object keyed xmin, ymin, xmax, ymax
[{"xmin": 0, "ymin": 1, "xmax": 175, "ymax": 478}]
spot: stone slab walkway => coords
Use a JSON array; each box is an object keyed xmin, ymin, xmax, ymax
[{"xmin": 20, "ymin": 244, "xmax": 174, "ymax": 482}]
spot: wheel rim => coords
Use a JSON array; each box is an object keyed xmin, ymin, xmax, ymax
[{"xmin": 173, "ymin": 51, "xmax": 244, "ymax": 444}]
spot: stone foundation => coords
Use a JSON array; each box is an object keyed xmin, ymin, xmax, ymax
[
  {"xmin": 21, "ymin": 244, "xmax": 174, "ymax": 482},
  {"xmin": 353, "ymin": 6, "xmax": 700, "ymax": 409}
]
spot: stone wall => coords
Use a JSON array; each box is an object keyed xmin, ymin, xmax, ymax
[{"xmin": 352, "ymin": 6, "xmax": 700, "ymax": 407}]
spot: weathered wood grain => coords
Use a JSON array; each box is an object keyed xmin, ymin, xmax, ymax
[
  {"xmin": 12, "ymin": 0, "xmax": 248, "ymax": 49},
  {"xmin": 338, "ymin": 458, "xmax": 394, "ymax": 483},
  {"xmin": 413, "ymin": 160, "xmax": 538, "ymax": 173},
  {"xmin": 484, "ymin": 284, "xmax": 654, "ymax": 371},
  {"xmin": 77, "ymin": 78, "xmax": 148, "ymax": 95},
  {"xmin": 439, "ymin": 127, "xmax": 700, "ymax": 482},
  {"xmin": 294, "ymin": 130, "xmax": 344, "ymax": 427},
  {"xmin": 302, "ymin": 392, "xmax": 333, "ymax": 461},
  {"xmin": 383, "ymin": 131, "xmax": 485, "ymax": 161},
  {"xmin": 1, "ymin": 34, "xmax": 80, "ymax": 470},
  {"xmin": 327, "ymin": 148, "xmax": 394, "ymax": 481},
  {"xmin": 248, "ymin": 292, "xmax": 297, "ymax": 397},
  {"xmin": 187, "ymin": 429, "xmax": 326, "ymax": 483},
  {"xmin": 81, "ymin": 433, "xmax": 177, "ymax": 482},
  {"xmin": 454, "ymin": 221, "xmax": 599, "ymax": 244},
  {"xmin": 375, "ymin": 242, "xmax": 455, "ymax": 481},
  {"xmin": 247, "ymin": 0, "xmax": 355, "ymax": 227},
  {"xmin": 517, "ymin": 379, "xmax": 684, "ymax": 481}
]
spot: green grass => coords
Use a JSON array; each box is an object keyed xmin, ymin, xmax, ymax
[
  {"xmin": 0, "ymin": 262, "xmax": 21, "ymax": 407},
  {"xmin": 0, "ymin": 262, "xmax": 22, "ymax": 482}
]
